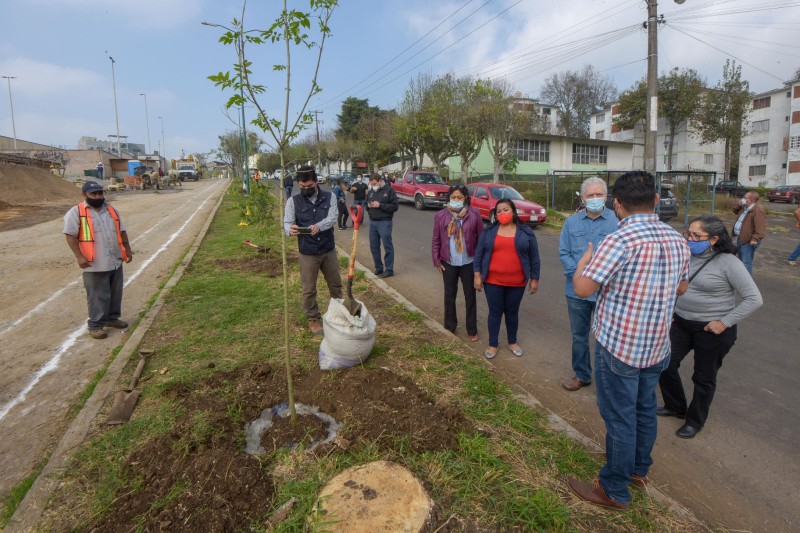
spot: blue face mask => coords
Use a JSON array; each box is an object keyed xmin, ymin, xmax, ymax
[
  {"xmin": 449, "ymin": 200, "xmax": 464, "ymax": 210},
  {"xmin": 687, "ymin": 240, "xmax": 712, "ymax": 255},
  {"xmin": 585, "ymin": 198, "xmax": 605, "ymax": 213}
]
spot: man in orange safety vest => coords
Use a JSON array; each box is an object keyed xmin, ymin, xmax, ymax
[{"xmin": 63, "ymin": 181, "xmax": 134, "ymax": 339}]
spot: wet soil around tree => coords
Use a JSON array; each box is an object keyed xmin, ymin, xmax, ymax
[{"xmin": 67, "ymin": 363, "xmax": 470, "ymax": 532}]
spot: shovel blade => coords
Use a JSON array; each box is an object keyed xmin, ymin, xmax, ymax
[
  {"xmin": 106, "ymin": 389, "xmax": 141, "ymax": 425},
  {"xmin": 344, "ymin": 297, "xmax": 362, "ymax": 317}
]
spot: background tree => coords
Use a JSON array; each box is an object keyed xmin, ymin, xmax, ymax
[
  {"xmin": 539, "ymin": 65, "xmax": 618, "ymax": 137},
  {"xmin": 614, "ymin": 68, "xmax": 705, "ymax": 170},
  {"xmin": 696, "ymin": 60, "xmax": 751, "ymax": 180},
  {"xmin": 395, "ymin": 72, "xmax": 433, "ymax": 168},
  {"xmin": 214, "ymin": 130, "xmax": 260, "ymax": 178},
  {"xmin": 418, "ymin": 75, "xmax": 457, "ymax": 172},
  {"xmin": 336, "ymin": 97, "xmax": 378, "ymax": 139},
  {"xmin": 484, "ymin": 80, "xmax": 547, "ymax": 182},
  {"xmin": 792, "ymin": 65, "xmax": 800, "ymax": 81},
  {"xmin": 355, "ymin": 109, "xmax": 398, "ymax": 171}
]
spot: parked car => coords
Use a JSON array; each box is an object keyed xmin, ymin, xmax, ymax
[
  {"xmin": 714, "ymin": 180, "xmax": 748, "ymax": 197},
  {"xmin": 605, "ymin": 183, "xmax": 679, "ymax": 223},
  {"xmin": 466, "ymin": 183, "xmax": 547, "ymax": 226},
  {"xmin": 272, "ymin": 169, "xmax": 283, "ymax": 180},
  {"xmin": 391, "ymin": 170, "xmax": 450, "ymax": 209},
  {"xmin": 340, "ymin": 171, "xmax": 357, "ymax": 188},
  {"xmin": 767, "ymin": 185, "xmax": 800, "ymax": 204},
  {"xmin": 316, "ymin": 174, "xmax": 327, "ymax": 184}
]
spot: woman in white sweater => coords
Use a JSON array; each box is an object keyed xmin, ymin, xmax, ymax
[{"xmin": 658, "ymin": 215, "xmax": 763, "ymax": 439}]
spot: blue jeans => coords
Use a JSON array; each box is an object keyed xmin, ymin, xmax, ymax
[
  {"xmin": 737, "ymin": 240, "xmax": 760, "ymax": 274},
  {"xmin": 483, "ymin": 282, "xmax": 526, "ymax": 347},
  {"xmin": 368, "ymin": 219, "xmax": 394, "ymax": 274},
  {"xmin": 789, "ymin": 242, "xmax": 800, "ymax": 261},
  {"xmin": 284, "ymin": 186, "xmax": 293, "ymax": 200},
  {"xmin": 595, "ymin": 342, "xmax": 669, "ymax": 505},
  {"xmin": 566, "ymin": 297, "xmax": 595, "ymax": 383}
]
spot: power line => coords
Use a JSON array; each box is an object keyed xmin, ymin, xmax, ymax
[
  {"xmin": 668, "ymin": 25, "xmax": 787, "ymax": 83},
  {"xmin": 314, "ymin": 0, "xmax": 491, "ymax": 111}
]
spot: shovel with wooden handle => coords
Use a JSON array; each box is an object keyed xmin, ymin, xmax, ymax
[
  {"xmin": 344, "ymin": 205, "xmax": 364, "ymax": 316},
  {"xmin": 106, "ymin": 348, "xmax": 154, "ymax": 425}
]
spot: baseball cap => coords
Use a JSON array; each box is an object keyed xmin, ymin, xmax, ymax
[{"xmin": 82, "ymin": 181, "xmax": 104, "ymax": 194}]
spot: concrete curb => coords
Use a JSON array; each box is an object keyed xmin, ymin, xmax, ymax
[
  {"xmin": 7, "ymin": 182, "xmax": 229, "ymax": 532},
  {"xmin": 336, "ymin": 245, "xmax": 709, "ymax": 531}
]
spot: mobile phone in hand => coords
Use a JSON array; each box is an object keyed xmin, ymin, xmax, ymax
[{"xmin": 296, "ymin": 226, "xmax": 312, "ymax": 235}]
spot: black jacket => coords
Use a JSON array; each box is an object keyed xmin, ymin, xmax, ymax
[{"xmin": 366, "ymin": 184, "xmax": 399, "ymax": 221}]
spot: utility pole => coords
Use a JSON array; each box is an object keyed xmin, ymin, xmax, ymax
[
  {"xmin": 107, "ymin": 54, "xmax": 122, "ymax": 157},
  {"xmin": 139, "ymin": 93, "xmax": 151, "ymax": 154},
  {"xmin": 1, "ymin": 76, "xmax": 17, "ymax": 152},
  {"xmin": 644, "ymin": 1, "xmax": 659, "ymax": 176},
  {"xmin": 312, "ymin": 110, "xmax": 323, "ymax": 176}
]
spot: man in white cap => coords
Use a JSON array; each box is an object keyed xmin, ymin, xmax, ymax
[{"xmin": 64, "ymin": 181, "xmax": 134, "ymax": 339}]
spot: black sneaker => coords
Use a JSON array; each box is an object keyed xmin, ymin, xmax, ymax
[{"xmin": 378, "ymin": 271, "xmax": 394, "ymax": 278}]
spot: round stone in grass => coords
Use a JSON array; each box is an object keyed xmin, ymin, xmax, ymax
[{"xmin": 311, "ymin": 460, "xmax": 433, "ymax": 532}]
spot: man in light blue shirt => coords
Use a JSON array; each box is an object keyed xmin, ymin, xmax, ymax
[{"xmin": 558, "ymin": 177, "xmax": 618, "ymax": 391}]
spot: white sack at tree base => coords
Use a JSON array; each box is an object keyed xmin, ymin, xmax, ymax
[{"xmin": 319, "ymin": 298, "xmax": 376, "ymax": 370}]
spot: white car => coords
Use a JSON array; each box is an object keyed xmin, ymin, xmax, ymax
[{"xmin": 272, "ymin": 169, "xmax": 283, "ymax": 180}]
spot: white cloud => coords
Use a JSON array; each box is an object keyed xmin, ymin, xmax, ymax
[{"xmin": 0, "ymin": 58, "xmax": 104, "ymax": 98}]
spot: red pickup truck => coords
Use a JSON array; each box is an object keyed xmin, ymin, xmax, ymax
[{"xmin": 391, "ymin": 170, "xmax": 450, "ymax": 210}]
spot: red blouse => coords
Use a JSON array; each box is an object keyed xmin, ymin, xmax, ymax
[{"xmin": 485, "ymin": 234, "xmax": 526, "ymax": 287}]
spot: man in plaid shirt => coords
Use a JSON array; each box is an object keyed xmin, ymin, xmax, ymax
[{"xmin": 567, "ymin": 171, "xmax": 690, "ymax": 510}]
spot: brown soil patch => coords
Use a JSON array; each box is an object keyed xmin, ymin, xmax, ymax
[
  {"xmin": 82, "ymin": 363, "xmax": 470, "ymax": 532},
  {"xmin": 214, "ymin": 253, "xmax": 283, "ymax": 277}
]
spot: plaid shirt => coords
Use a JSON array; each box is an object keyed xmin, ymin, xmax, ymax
[{"xmin": 582, "ymin": 213, "xmax": 690, "ymax": 368}]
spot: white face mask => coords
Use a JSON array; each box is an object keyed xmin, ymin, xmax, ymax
[{"xmin": 740, "ymin": 198, "xmax": 748, "ymax": 206}]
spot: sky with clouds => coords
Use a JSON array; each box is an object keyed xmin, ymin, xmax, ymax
[{"xmin": 1, "ymin": 0, "xmax": 798, "ymax": 158}]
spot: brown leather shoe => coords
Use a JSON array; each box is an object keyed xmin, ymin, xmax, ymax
[
  {"xmin": 89, "ymin": 329, "xmax": 107, "ymax": 339},
  {"xmin": 631, "ymin": 474, "xmax": 649, "ymax": 490},
  {"xmin": 105, "ymin": 319, "xmax": 128, "ymax": 329},
  {"xmin": 562, "ymin": 376, "xmax": 591, "ymax": 391},
  {"xmin": 308, "ymin": 319, "xmax": 324, "ymax": 336},
  {"xmin": 568, "ymin": 478, "xmax": 628, "ymax": 510}
]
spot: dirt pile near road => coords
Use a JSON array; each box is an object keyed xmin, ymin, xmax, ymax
[{"xmin": 0, "ymin": 164, "xmax": 82, "ymax": 206}]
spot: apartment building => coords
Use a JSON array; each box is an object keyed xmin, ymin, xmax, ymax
[
  {"xmin": 590, "ymin": 104, "xmax": 726, "ymax": 176},
  {"xmin": 739, "ymin": 79, "xmax": 800, "ymax": 186}
]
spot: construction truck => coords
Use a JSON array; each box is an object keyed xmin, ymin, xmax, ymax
[{"xmin": 171, "ymin": 155, "xmax": 201, "ymax": 182}]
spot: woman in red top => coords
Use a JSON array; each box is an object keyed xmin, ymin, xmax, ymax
[{"xmin": 473, "ymin": 199, "xmax": 541, "ymax": 359}]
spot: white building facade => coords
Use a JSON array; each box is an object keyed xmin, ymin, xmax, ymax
[
  {"xmin": 590, "ymin": 104, "xmax": 726, "ymax": 176},
  {"xmin": 740, "ymin": 79, "xmax": 800, "ymax": 186}
]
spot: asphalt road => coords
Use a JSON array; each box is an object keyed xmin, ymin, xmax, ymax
[{"xmin": 330, "ymin": 188, "xmax": 799, "ymax": 532}]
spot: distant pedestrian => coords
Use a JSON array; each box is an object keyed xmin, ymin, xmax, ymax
[
  {"xmin": 473, "ymin": 199, "xmax": 540, "ymax": 360},
  {"xmin": 567, "ymin": 170, "xmax": 690, "ymax": 511},
  {"xmin": 283, "ymin": 173, "xmax": 294, "ymax": 200},
  {"xmin": 366, "ymin": 173, "xmax": 398, "ymax": 278},
  {"xmin": 788, "ymin": 205, "xmax": 800, "ymax": 266},
  {"xmin": 253, "ymin": 169, "xmax": 261, "ymax": 186},
  {"xmin": 658, "ymin": 215, "xmax": 762, "ymax": 439},
  {"xmin": 283, "ymin": 165, "xmax": 342, "ymax": 336},
  {"xmin": 63, "ymin": 181, "xmax": 134, "ymax": 339},
  {"xmin": 332, "ymin": 177, "xmax": 349, "ymax": 230},
  {"xmin": 431, "ymin": 184, "xmax": 483, "ymax": 341},
  {"xmin": 350, "ymin": 174, "xmax": 368, "ymax": 210},
  {"xmin": 96, "ymin": 162, "xmax": 104, "ymax": 181},
  {"xmin": 558, "ymin": 177, "xmax": 618, "ymax": 392},
  {"xmin": 731, "ymin": 191, "xmax": 766, "ymax": 275}
]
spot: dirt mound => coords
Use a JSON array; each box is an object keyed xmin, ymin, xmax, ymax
[{"xmin": 0, "ymin": 164, "xmax": 82, "ymax": 206}]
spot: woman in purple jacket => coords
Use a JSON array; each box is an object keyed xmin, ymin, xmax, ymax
[{"xmin": 432, "ymin": 184, "xmax": 484, "ymax": 341}]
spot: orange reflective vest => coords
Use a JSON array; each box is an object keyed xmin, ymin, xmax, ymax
[{"xmin": 77, "ymin": 203, "xmax": 128, "ymax": 262}]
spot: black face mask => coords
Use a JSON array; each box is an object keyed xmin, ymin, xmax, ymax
[
  {"xmin": 86, "ymin": 197, "xmax": 105, "ymax": 208},
  {"xmin": 301, "ymin": 187, "xmax": 316, "ymax": 198}
]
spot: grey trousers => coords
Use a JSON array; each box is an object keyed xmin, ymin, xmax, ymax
[
  {"xmin": 83, "ymin": 266, "xmax": 124, "ymax": 330},
  {"xmin": 298, "ymin": 249, "xmax": 343, "ymax": 320}
]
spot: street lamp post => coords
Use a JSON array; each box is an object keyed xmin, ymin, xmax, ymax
[
  {"xmin": 1, "ymin": 76, "xmax": 17, "ymax": 152},
  {"xmin": 202, "ymin": 20, "xmax": 250, "ymax": 195},
  {"xmin": 107, "ymin": 54, "xmax": 122, "ymax": 157},
  {"xmin": 139, "ymin": 93, "xmax": 151, "ymax": 155},
  {"xmin": 158, "ymin": 115, "xmax": 166, "ymax": 162}
]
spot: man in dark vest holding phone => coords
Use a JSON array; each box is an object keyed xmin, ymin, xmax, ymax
[{"xmin": 283, "ymin": 165, "xmax": 343, "ymax": 335}]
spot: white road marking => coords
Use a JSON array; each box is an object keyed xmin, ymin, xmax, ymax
[
  {"xmin": 0, "ymin": 184, "xmax": 221, "ymax": 338},
  {"xmin": 0, "ymin": 183, "xmax": 224, "ymax": 422}
]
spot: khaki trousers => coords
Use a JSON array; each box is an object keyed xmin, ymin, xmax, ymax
[{"xmin": 298, "ymin": 249, "xmax": 343, "ymax": 320}]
